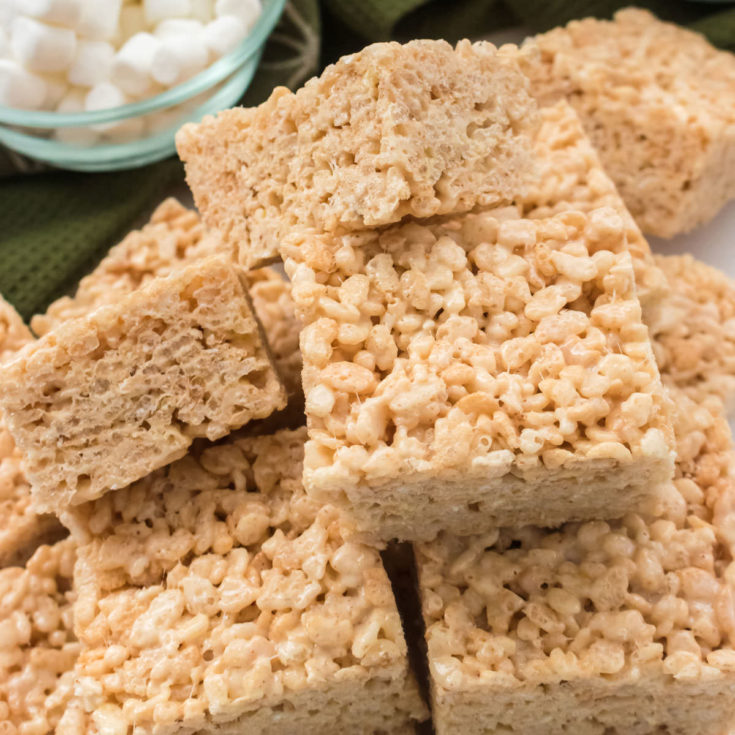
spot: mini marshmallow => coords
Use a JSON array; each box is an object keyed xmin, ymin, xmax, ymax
[
  {"xmin": 0, "ymin": 0, "xmax": 18, "ymax": 28},
  {"xmin": 85, "ymin": 80, "xmax": 145, "ymax": 137},
  {"xmin": 68, "ymin": 40, "xmax": 115, "ymax": 87},
  {"xmin": 151, "ymin": 33, "xmax": 207, "ymax": 86},
  {"xmin": 215, "ymin": 0, "xmax": 260, "ymax": 31},
  {"xmin": 119, "ymin": 4, "xmax": 147, "ymax": 42},
  {"xmin": 190, "ymin": 0, "xmax": 213, "ymax": 22},
  {"xmin": 144, "ymin": 0, "xmax": 193, "ymax": 25},
  {"xmin": 154, "ymin": 18, "xmax": 205, "ymax": 38},
  {"xmin": 78, "ymin": 0, "xmax": 123, "ymax": 41},
  {"xmin": 43, "ymin": 73, "xmax": 68, "ymax": 109},
  {"xmin": 0, "ymin": 27, "xmax": 9, "ymax": 60},
  {"xmin": 0, "ymin": 58, "xmax": 47, "ymax": 109},
  {"xmin": 10, "ymin": 16, "xmax": 77, "ymax": 73},
  {"xmin": 111, "ymin": 32, "xmax": 160, "ymax": 97},
  {"xmin": 23, "ymin": 0, "xmax": 84, "ymax": 28},
  {"xmin": 203, "ymin": 14, "xmax": 246, "ymax": 57},
  {"xmin": 54, "ymin": 88, "xmax": 100, "ymax": 144}
]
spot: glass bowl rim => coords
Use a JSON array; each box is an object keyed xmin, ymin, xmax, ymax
[{"xmin": 0, "ymin": 0, "xmax": 286, "ymax": 128}]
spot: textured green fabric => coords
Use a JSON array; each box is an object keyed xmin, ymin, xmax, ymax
[{"xmin": 2, "ymin": 0, "xmax": 735, "ymax": 323}]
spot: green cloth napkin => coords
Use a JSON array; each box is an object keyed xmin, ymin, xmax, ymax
[{"xmin": 2, "ymin": 0, "xmax": 735, "ymax": 323}]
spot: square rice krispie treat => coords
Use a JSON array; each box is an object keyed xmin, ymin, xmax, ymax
[
  {"xmin": 31, "ymin": 198, "xmax": 302, "ymax": 403},
  {"xmin": 0, "ymin": 296, "xmax": 62, "ymax": 566},
  {"xmin": 521, "ymin": 8, "xmax": 735, "ymax": 238},
  {"xmin": 63, "ymin": 428, "xmax": 427, "ymax": 735},
  {"xmin": 0, "ymin": 255, "xmax": 286, "ymax": 514},
  {"xmin": 283, "ymin": 207, "xmax": 674, "ymax": 543},
  {"xmin": 0, "ymin": 539, "xmax": 81, "ymax": 735},
  {"xmin": 177, "ymin": 39, "xmax": 538, "ymax": 268},
  {"xmin": 650, "ymin": 253, "xmax": 735, "ymax": 413},
  {"xmin": 520, "ymin": 100, "xmax": 668, "ymax": 313},
  {"xmin": 30, "ymin": 197, "xmax": 232, "ymax": 338},
  {"xmin": 415, "ymin": 390, "xmax": 735, "ymax": 735}
]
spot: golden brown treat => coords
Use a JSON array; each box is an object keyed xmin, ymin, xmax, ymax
[
  {"xmin": 521, "ymin": 100, "xmax": 667, "ymax": 313},
  {"xmin": 0, "ymin": 256, "xmax": 286, "ymax": 514},
  {"xmin": 248, "ymin": 267, "xmax": 302, "ymax": 401},
  {"xmin": 522, "ymin": 8, "xmax": 735, "ymax": 238},
  {"xmin": 30, "ymin": 198, "xmax": 231, "ymax": 338},
  {"xmin": 0, "ymin": 539, "xmax": 81, "ymax": 735},
  {"xmin": 415, "ymin": 390, "xmax": 735, "ymax": 735},
  {"xmin": 0, "ymin": 295, "xmax": 62, "ymax": 567},
  {"xmin": 650, "ymin": 254, "xmax": 735, "ymax": 412},
  {"xmin": 31, "ymin": 198, "xmax": 302, "ymax": 404},
  {"xmin": 283, "ymin": 207, "xmax": 674, "ymax": 543},
  {"xmin": 177, "ymin": 39, "xmax": 538, "ymax": 268},
  {"xmin": 63, "ymin": 428, "xmax": 428, "ymax": 735}
]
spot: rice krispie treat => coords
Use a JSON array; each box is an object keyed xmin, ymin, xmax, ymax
[
  {"xmin": 283, "ymin": 207, "xmax": 674, "ymax": 542},
  {"xmin": 30, "ymin": 197, "xmax": 232, "ymax": 337},
  {"xmin": 0, "ymin": 256, "xmax": 286, "ymax": 514},
  {"xmin": 415, "ymin": 390, "xmax": 735, "ymax": 735},
  {"xmin": 63, "ymin": 428, "xmax": 427, "ymax": 735},
  {"xmin": 0, "ymin": 539, "xmax": 81, "ymax": 735},
  {"xmin": 650, "ymin": 254, "xmax": 735, "ymax": 413},
  {"xmin": 522, "ymin": 8, "xmax": 735, "ymax": 238},
  {"xmin": 521, "ymin": 100, "xmax": 667, "ymax": 313},
  {"xmin": 0, "ymin": 296, "xmax": 62, "ymax": 566},
  {"xmin": 177, "ymin": 39, "xmax": 538, "ymax": 268},
  {"xmin": 31, "ymin": 198, "xmax": 302, "ymax": 402}
]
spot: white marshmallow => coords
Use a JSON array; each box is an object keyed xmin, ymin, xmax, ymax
[
  {"xmin": 54, "ymin": 88, "xmax": 99, "ymax": 145},
  {"xmin": 0, "ymin": 27, "xmax": 9, "ymax": 59},
  {"xmin": 68, "ymin": 40, "xmax": 115, "ymax": 87},
  {"xmin": 203, "ymin": 14, "xmax": 245, "ymax": 57},
  {"xmin": 0, "ymin": 58, "xmax": 47, "ymax": 109},
  {"xmin": 144, "ymin": 0, "xmax": 192, "ymax": 25},
  {"xmin": 43, "ymin": 73, "xmax": 68, "ymax": 109},
  {"xmin": 190, "ymin": 0, "xmax": 213, "ymax": 22},
  {"xmin": 23, "ymin": 0, "xmax": 84, "ymax": 28},
  {"xmin": 151, "ymin": 34, "xmax": 208, "ymax": 86},
  {"xmin": 85, "ymin": 80, "xmax": 144, "ymax": 137},
  {"xmin": 78, "ymin": 0, "xmax": 123, "ymax": 41},
  {"xmin": 10, "ymin": 16, "xmax": 77, "ymax": 73},
  {"xmin": 111, "ymin": 32, "xmax": 160, "ymax": 97},
  {"xmin": 215, "ymin": 0, "xmax": 260, "ymax": 31},
  {"xmin": 119, "ymin": 4, "xmax": 147, "ymax": 41},
  {"xmin": 155, "ymin": 18, "xmax": 204, "ymax": 38},
  {"xmin": 0, "ymin": 0, "xmax": 18, "ymax": 27}
]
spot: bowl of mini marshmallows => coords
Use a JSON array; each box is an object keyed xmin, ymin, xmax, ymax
[{"xmin": 0, "ymin": 0, "xmax": 286, "ymax": 171}]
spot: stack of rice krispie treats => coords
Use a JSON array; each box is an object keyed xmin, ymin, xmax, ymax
[{"xmin": 1, "ymin": 11, "xmax": 735, "ymax": 734}]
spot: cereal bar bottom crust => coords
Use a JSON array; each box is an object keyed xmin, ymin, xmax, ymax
[
  {"xmin": 177, "ymin": 39, "xmax": 537, "ymax": 268},
  {"xmin": 0, "ymin": 255, "xmax": 286, "ymax": 513},
  {"xmin": 416, "ymin": 390, "xmax": 735, "ymax": 735},
  {"xmin": 521, "ymin": 9, "xmax": 735, "ymax": 238},
  {"xmin": 650, "ymin": 254, "xmax": 735, "ymax": 413},
  {"xmin": 63, "ymin": 428, "xmax": 427, "ymax": 735},
  {"xmin": 285, "ymin": 207, "xmax": 673, "ymax": 543}
]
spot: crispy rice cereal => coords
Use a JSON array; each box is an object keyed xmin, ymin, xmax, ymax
[
  {"xmin": 0, "ymin": 539, "xmax": 81, "ymax": 735},
  {"xmin": 283, "ymin": 207, "xmax": 673, "ymax": 542},
  {"xmin": 62, "ymin": 428, "xmax": 427, "ymax": 735},
  {"xmin": 177, "ymin": 39, "xmax": 537, "ymax": 268},
  {"xmin": 415, "ymin": 390, "xmax": 735, "ymax": 735},
  {"xmin": 650, "ymin": 254, "xmax": 735, "ymax": 413},
  {"xmin": 521, "ymin": 8, "xmax": 735, "ymax": 238},
  {"xmin": 0, "ymin": 296, "xmax": 62, "ymax": 567},
  {"xmin": 0, "ymin": 256, "xmax": 286, "ymax": 513},
  {"xmin": 521, "ymin": 100, "xmax": 667, "ymax": 312},
  {"xmin": 30, "ymin": 199, "xmax": 302, "ymax": 401}
]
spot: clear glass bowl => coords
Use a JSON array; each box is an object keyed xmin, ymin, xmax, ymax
[{"xmin": 0, "ymin": 0, "xmax": 286, "ymax": 171}]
